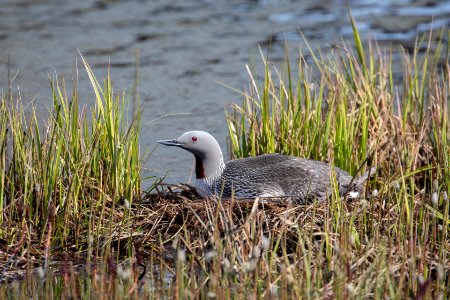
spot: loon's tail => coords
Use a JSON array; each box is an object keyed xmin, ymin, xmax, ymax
[{"xmin": 354, "ymin": 167, "xmax": 377, "ymax": 188}]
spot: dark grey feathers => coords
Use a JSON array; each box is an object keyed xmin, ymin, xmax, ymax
[{"xmin": 211, "ymin": 154, "xmax": 371, "ymax": 204}]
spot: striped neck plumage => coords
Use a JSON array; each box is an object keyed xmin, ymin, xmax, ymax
[
  {"xmin": 195, "ymin": 155, "xmax": 225, "ymax": 197},
  {"xmin": 208, "ymin": 156, "xmax": 225, "ymax": 182},
  {"xmin": 194, "ymin": 154, "xmax": 225, "ymax": 180}
]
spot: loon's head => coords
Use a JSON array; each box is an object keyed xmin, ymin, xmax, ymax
[{"xmin": 158, "ymin": 131, "xmax": 224, "ymax": 179}]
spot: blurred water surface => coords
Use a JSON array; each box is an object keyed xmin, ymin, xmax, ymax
[{"xmin": 0, "ymin": 0, "xmax": 448, "ymax": 185}]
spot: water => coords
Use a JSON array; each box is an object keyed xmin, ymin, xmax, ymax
[{"xmin": 0, "ymin": 0, "xmax": 448, "ymax": 186}]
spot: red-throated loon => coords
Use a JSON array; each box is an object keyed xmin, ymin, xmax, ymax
[{"xmin": 158, "ymin": 131, "xmax": 375, "ymax": 204}]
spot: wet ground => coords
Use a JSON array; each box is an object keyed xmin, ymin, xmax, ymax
[{"xmin": 0, "ymin": 0, "xmax": 449, "ymax": 186}]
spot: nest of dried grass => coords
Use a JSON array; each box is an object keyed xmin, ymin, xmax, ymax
[{"xmin": 125, "ymin": 183, "xmax": 386, "ymax": 257}]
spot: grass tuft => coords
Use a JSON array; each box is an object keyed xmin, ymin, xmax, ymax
[
  {"xmin": 0, "ymin": 56, "xmax": 142, "ymax": 257},
  {"xmin": 0, "ymin": 19, "xmax": 449, "ymax": 299}
]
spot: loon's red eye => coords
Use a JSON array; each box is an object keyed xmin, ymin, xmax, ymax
[{"xmin": 192, "ymin": 136, "xmax": 197, "ymax": 142}]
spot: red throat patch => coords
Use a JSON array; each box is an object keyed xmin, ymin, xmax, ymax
[{"xmin": 194, "ymin": 155, "xmax": 205, "ymax": 179}]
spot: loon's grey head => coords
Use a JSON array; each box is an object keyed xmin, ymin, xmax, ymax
[{"xmin": 158, "ymin": 131, "xmax": 224, "ymax": 179}]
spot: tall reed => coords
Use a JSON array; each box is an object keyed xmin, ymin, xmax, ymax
[
  {"xmin": 226, "ymin": 18, "xmax": 449, "ymax": 180},
  {"xmin": 0, "ymin": 18, "xmax": 449, "ymax": 300},
  {"xmin": 0, "ymin": 56, "xmax": 142, "ymax": 255},
  {"xmin": 220, "ymin": 17, "xmax": 450, "ymax": 299}
]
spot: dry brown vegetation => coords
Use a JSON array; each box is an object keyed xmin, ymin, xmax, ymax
[{"xmin": 1, "ymin": 21, "xmax": 449, "ymax": 299}]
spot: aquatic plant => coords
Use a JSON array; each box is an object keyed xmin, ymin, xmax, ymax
[
  {"xmin": 0, "ymin": 16, "xmax": 449, "ymax": 300},
  {"xmin": 223, "ymin": 15, "xmax": 449, "ymax": 298},
  {"xmin": 0, "ymin": 56, "xmax": 142, "ymax": 258}
]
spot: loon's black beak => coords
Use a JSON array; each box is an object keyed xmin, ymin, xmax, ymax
[{"xmin": 158, "ymin": 139, "xmax": 182, "ymax": 147}]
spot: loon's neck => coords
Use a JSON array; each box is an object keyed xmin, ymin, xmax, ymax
[
  {"xmin": 194, "ymin": 156, "xmax": 225, "ymax": 197},
  {"xmin": 190, "ymin": 136, "xmax": 225, "ymax": 196},
  {"xmin": 193, "ymin": 145, "xmax": 225, "ymax": 179}
]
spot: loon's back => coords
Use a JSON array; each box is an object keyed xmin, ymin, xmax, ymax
[{"xmin": 216, "ymin": 154, "xmax": 357, "ymax": 203}]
